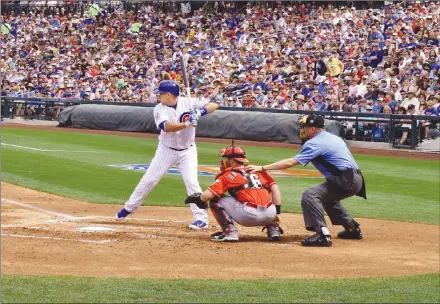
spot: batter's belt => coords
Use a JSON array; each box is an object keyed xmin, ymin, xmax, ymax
[{"xmin": 162, "ymin": 143, "xmax": 194, "ymax": 151}]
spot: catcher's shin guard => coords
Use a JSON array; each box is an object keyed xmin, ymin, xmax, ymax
[{"xmin": 209, "ymin": 201, "xmax": 236, "ymax": 233}]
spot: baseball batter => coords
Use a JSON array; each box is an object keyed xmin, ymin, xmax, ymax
[
  {"xmin": 184, "ymin": 145, "xmax": 283, "ymax": 242},
  {"xmin": 116, "ymin": 80, "xmax": 219, "ymax": 229}
]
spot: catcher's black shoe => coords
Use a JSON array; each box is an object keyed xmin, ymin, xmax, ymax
[
  {"xmin": 210, "ymin": 231, "xmax": 239, "ymax": 242},
  {"xmin": 262, "ymin": 224, "xmax": 283, "ymax": 241},
  {"xmin": 338, "ymin": 220, "xmax": 363, "ymax": 239},
  {"xmin": 301, "ymin": 227, "xmax": 332, "ymax": 247}
]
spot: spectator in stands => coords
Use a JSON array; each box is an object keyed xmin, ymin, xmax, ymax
[
  {"xmin": 423, "ymin": 100, "xmax": 439, "ymax": 138},
  {"xmin": 433, "ymin": 95, "xmax": 440, "ymax": 112},
  {"xmin": 401, "ymin": 89, "xmax": 419, "ymax": 110},
  {"xmin": 0, "ymin": 0, "xmax": 438, "ymax": 127},
  {"xmin": 397, "ymin": 106, "xmax": 410, "ymax": 145}
]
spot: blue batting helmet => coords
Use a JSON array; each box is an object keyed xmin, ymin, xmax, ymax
[{"xmin": 153, "ymin": 80, "xmax": 180, "ymax": 96}]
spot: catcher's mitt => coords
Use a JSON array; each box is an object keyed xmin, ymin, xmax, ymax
[{"xmin": 184, "ymin": 193, "xmax": 207, "ymax": 209}]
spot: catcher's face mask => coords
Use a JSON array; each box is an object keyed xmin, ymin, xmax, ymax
[
  {"xmin": 218, "ymin": 148, "xmax": 230, "ymax": 172},
  {"xmin": 298, "ymin": 115, "xmax": 310, "ymax": 140}
]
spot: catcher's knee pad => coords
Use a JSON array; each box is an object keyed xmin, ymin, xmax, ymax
[{"xmin": 210, "ymin": 201, "xmax": 234, "ymax": 232}]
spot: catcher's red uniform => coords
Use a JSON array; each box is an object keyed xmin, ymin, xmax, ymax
[{"xmin": 208, "ymin": 166, "xmax": 276, "ymax": 206}]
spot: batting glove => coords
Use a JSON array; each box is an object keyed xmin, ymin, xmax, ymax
[
  {"xmin": 191, "ymin": 109, "xmax": 202, "ymax": 119},
  {"xmin": 191, "ymin": 108, "xmax": 208, "ymax": 119},
  {"xmin": 189, "ymin": 112, "xmax": 199, "ymax": 126}
]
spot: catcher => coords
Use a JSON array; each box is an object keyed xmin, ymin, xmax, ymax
[{"xmin": 185, "ymin": 144, "xmax": 283, "ymax": 242}]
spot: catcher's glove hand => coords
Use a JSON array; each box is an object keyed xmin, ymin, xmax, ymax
[{"xmin": 184, "ymin": 193, "xmax": 207, "ymax": 209}]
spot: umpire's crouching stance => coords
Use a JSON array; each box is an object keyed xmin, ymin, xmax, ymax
[{"xmin": 247, "ymin": 114, "xmax": 366, "ymax": 247}]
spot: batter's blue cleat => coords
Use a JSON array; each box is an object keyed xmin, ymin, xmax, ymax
[
  {"xmin": 188, "ymin": 220, "xmax": 208, "ymax": 230},
  {"xmin": 116, "ymin": 208, "xmax": 131, "ymax": 220}
]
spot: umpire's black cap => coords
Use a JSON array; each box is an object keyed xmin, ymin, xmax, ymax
[{"xmin": 299, "ymin": 114, "xmax": 325, "ymax": 128}]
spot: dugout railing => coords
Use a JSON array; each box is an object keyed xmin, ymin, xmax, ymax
[{"xmin": 1, "ymin": 96, "xmax": 439, "ymax": 150}]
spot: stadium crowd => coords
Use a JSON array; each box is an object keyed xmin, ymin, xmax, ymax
[{"xmin": 1, "ymin": 0, "xmax": 439, "ymax": 121}]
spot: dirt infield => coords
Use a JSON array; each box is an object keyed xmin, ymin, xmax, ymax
[
  {"xmin": 1, "ymin": 182, "xmax": 439, "ymax": 279},
  {"xmin": 3, "ymin": 123, "xmax": 439, "ymax": 160}
]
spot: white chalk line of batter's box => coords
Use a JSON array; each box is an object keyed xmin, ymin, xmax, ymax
[
  {"xmin": 2, "ymin": 198, "xmax": 76, "ymax": 220},
  {"xmin": 1, "ymin": 143, "xmax": 99, "ymax": 153},
  {"xmin": 2, "ymin": 198, "xmax": 187, "ymax": 223},
  {"xmin": 1, "ymin": 233, "xmax": 116, "ymax": 244},
  {"xmin": 133, "ymin": 233, "xmax": 182, "ymax": 240},
  {"xmin": 1, "ymin": 224, "xmax": 51, "ymax": 230},
  {"xmin": 266, "ymin": 243, "xmax": 298, "ymax": 247},
  {"xmin": 72, "ymin": 216, "xmax": 186, "ymax": 223},
  {"xmin": 48, "ymin": 216, "xmax": 186, "ymax": 224}
]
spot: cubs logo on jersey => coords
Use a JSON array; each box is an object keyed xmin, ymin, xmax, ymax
[{"xmin": 179, "ymin": 112, "xmax": 191, "ymax": 122}]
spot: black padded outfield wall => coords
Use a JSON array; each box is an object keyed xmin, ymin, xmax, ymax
[{"xmin": 58, "ymin": 104, "xmax": 344, "ymax": 144}]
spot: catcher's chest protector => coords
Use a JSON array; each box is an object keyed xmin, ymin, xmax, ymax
[{"xmin": 224, "ymin": 168, "xmax": 263, "ymax": 198}]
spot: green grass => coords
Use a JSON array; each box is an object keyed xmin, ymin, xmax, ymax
[
  {"xmin": 2, "ymin": 273, "xmax": 439, "ymax": 303},
  {"xmin": 1, "ymin": 127, "xmax": 439, "ymax": 224}
]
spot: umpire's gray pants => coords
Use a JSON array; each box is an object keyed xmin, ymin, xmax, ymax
[{"xmin": 301, "ymin": 171, "xmax": 363, "ymax": 232}]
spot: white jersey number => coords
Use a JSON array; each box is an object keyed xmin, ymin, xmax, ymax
[{"xmin": 249, "ymin": 174, "xmax": 263, "ymax": 189}]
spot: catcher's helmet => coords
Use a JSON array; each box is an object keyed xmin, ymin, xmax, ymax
[
  {"xmin": 153, "ymin": 80, "xmax": 180, "ymax": 96},
  {"xmin": 220, "ymin": 145, "xmax": 249, "ymax": 163}
]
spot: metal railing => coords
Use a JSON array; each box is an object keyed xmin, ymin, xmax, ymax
[
  {"xmin": 2, "ymin": 96, "xmax": 439, "ymax": 150},
  {"xmin": 0, "ymin": 96, "xmax": 155, "ymax": 121}
]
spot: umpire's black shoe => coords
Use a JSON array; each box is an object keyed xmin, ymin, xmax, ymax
[
  {"xmin": 301, "ymin": 227, "xmax": 332, "ymax": 247},
  {"xmin": 338, "ymin": 220, "xmax": 363, "ymax": 239}
]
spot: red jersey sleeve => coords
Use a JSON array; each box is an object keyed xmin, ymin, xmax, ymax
[
  {"xmin": 208, "ymin": 171, "xmax": 247, "ymax": 197},
  {"xmin": 258, "ymin": 171, "xmax": 276, "ymax": 189},
  {"xmin": 207, "ymin": 176, "xmax": 226, "ymax": 197}
]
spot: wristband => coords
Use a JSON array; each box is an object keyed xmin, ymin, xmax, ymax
[
  {"xmin": 275, "ymin": 205, "xmax": 281, "ymax": 215},
  {"xmin": 200, "ymin": 107, "xmax": 208, "ymax": 116}
]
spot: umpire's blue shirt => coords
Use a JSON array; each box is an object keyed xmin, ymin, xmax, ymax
[{"xmin": 294, "ymin": 131, "xmax": 358, "ymax": 178}]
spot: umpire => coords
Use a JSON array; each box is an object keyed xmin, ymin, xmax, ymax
[{"xmin": 247, "ymin": 114, "xmax": 366, "ymax": 247}]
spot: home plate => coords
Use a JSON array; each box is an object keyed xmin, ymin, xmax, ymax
[{"xmin": 75, "ymin": 227, "xmax": 115, "ymax": 232}]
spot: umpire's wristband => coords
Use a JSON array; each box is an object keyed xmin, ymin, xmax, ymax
[{"xmin": 275, "ymin": 205, "xmax": 281, "ymax": 215}]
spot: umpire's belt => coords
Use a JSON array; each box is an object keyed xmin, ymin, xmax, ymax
[
  {"xmin": 353, "ymin": 169, "xmax": 361, "ymax": 175},
  {"xmin": 164, "ymin": 144, "xmax": 194, "ymax": 151}
]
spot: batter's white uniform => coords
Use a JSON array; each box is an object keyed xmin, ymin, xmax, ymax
[{"xmin": 124, "ymin": 97, "xmax": 209, "ymax": 224}]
